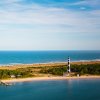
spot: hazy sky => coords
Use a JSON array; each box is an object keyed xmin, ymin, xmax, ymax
[{"xmin": 0, "ymin": 0, "xmax": 100, "ymax": 50}]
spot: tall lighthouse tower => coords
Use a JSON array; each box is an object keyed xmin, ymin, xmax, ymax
[{"xmin": 68, "ymin": 57, "xmax": 71, "ymax": 73}]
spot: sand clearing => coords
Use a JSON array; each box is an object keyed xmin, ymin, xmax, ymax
[{"xmin": 1, "ymin": 76, "xmax": 100, "ymax": 83}]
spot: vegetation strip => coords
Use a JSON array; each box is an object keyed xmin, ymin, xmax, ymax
[{"xmin": 0, "ymin": 63, "xmax": 100, "ymax": 79}]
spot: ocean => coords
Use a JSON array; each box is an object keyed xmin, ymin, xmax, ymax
[
  {"xmin": 0, "ymin": 50, "xmax": 100, "ymax": 65},
  {"xmin": 0, "ymin": 79, "xmax": 100, "ymax": 100}
]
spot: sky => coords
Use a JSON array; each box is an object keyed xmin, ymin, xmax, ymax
[{"xmin": 0, "ymin": 0, "xmax": 100, "ymax": 50}]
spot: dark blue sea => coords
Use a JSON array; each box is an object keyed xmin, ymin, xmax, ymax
[
  {"xmin": 0, "ymin": 79, "xmax": 100, "ymax": 100},
  {"xmin": 0, "ymin": 50, "xmax": 100, "ymax": 65}
]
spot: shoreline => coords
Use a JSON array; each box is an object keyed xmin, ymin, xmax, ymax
[
  {"xmin": 0, "ymin": 60, "xmax": 100, "ymax": 70},
  {"xmin": 1, "ymin": 76, "xmax": 100, "ymax": 83},
  {"xmin": 0, "ymin": 60, "xmax": 100, "ymax": 65}
]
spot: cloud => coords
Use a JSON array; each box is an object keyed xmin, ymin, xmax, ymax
[
  {"xmin": 71, "ymin": 0, "xmax": 100, "ymax": 7},
  {"xmin": 0, "ymin": 0, "xmax": 100, "ymax": 34},
  {"xmin": 0, "ymin": 0, "xmax": 100, "ymax": 50},
  {"xmin": 80, "ymin": 7, "xmax": 86, "ymax": 10},
  {"xmin": 0, "ymin": 0, "xmax": 23, "ymax": 4}
]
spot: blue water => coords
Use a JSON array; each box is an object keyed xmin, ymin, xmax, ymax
[
  {"xmin": 0, "ymin": 79, "xmax": 100, "ymax": 100},
  {"xmin": 0, "ymin": 51, "xmax": 100, "ymax": 65}
]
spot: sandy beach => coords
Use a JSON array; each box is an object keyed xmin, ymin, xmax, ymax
[{"xmin": 1, "ymin": 75, "xmax": 100, "ymax": 83}]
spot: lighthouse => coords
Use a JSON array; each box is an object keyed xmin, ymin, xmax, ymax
[{"xmin": 68, "ymin": 57, "xmax": 71, "ymax": 73}]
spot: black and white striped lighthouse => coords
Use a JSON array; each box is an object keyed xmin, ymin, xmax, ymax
[{"xmin": 68, "ymin": 56, "xmax": 71, "ymax": 73}]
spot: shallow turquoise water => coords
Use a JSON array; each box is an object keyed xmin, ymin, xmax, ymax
[{"xmin": 0, "ymin": 79, "xmax": 100, "ymax": 100}]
